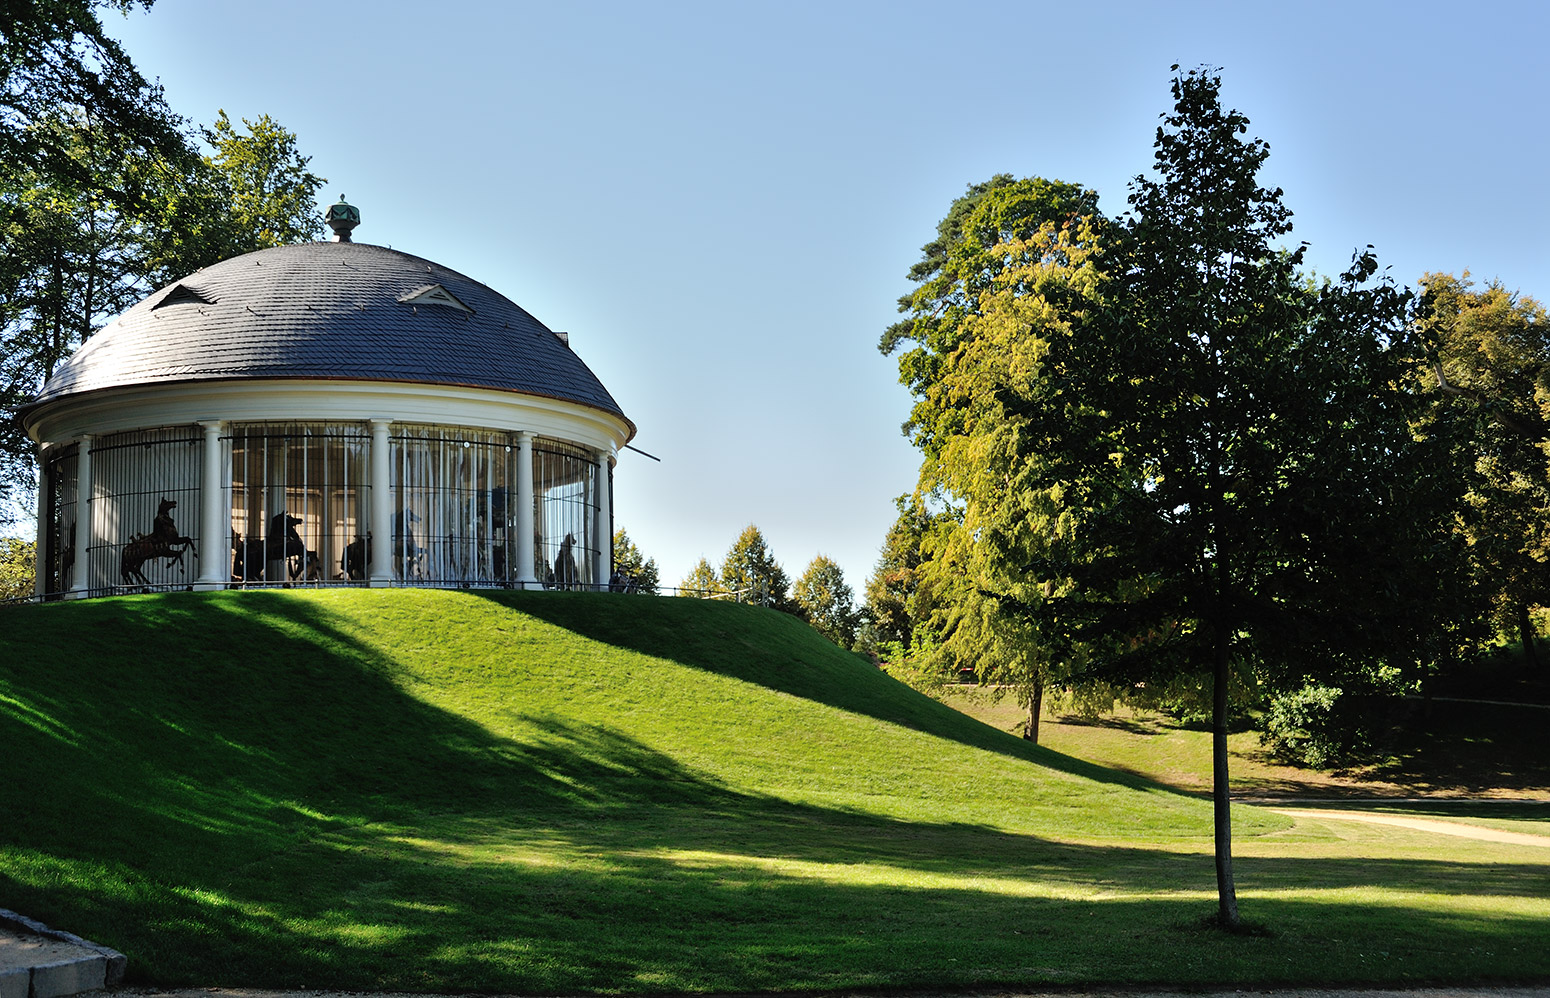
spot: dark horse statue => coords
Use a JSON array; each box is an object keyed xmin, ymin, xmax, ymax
[
  {"xmin": 120, "ymin": 497, "xmax": 197, "ymax": 586},
  {"xmin": 231, "ymin": 511, "xmax": 308, "ymax": 582},
  {"xmin": 342, "ymin": 533, "xmax": 369, "ymax": 580}
]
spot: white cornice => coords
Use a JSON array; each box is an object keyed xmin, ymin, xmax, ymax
[{"xmin": 26, "ymin": 380, "xmax": 630, "ymax": 457}]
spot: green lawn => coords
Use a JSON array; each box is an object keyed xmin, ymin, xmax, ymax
[
  {"xmin": 2, "ymin": 589, "xmax": 1548, "ymax": 992},
  {"xmin": 943, "ymin": 686, "xmax": 1550, "ymax": 801}
]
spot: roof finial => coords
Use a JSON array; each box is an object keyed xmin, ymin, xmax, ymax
[{"xmin": 324, "ymin": 195, "xmax": 360, "ymax": 243}]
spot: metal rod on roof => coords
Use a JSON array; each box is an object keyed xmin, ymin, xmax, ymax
[{"xmin": 624, "ymin": 443, "xmax": 660, "ymax": 462}]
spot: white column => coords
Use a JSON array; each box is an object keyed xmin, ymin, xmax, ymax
[
  {"xmin": 596, "ymin": 450, "xmax": 611, "ymax": 589},
  {"xmin": 33, "ymin": 454, "xmax": 49, "ymax": 598},
  {"xmin": 196, "ymin": 421, "xmax": 226, "ymax": 590},
  {"xmin": 71, "ymin": 435, "xmax": 92, "ymax": 598},
  {"xmin": 369, "ymin": 419, "xmax": 393, "ymax": 586},
  {"xmin": 264, "ymin": 440, "xmax": 288, "ymax": 583},
  {"xmin": 514, "ymin": 431, "xmax": 537, "ymax": 587}
]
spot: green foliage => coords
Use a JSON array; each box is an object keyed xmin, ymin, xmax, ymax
[
  {"xmin": 862, "ymin": 493, "xmax": 946, "ymax": 651},
  {"xmin": 0, "ymin": 1, "xmax": 188, "ymax": 187},
  {"xmin": 719, "ymin": 524, "xmax": 792, "ymax": 611},
  {"xmin": 1261, "ymin": 684, "xmax": 1373, "ymax": 769},
  {"xmin": 792, "ymin": 554, "xmax": 856, "ymax": 647},
  {"xmin": 1420, "ymin": 273, "xmax": 1550, "ymax": 658},
  {"xmin": 0, "ymin": 537, "xmax": 35, "ymax": 599},
  {"xmin": 881, "ymin": 174, "xmax": 1102, "ymax": 456},
  {"xmin": 0, "ymin": 102, "xmax": 322, "ymax": 526},
  {"xmin": 138, "ymin": 110, "xmax": 325, "ymax": 285},
  {"xmin": 893, "ymin": 67, "xmax": 1472, "ymax": 925},
  {"xmin": 611, "ymin": 527, "xmax": 660, "ymax": 594},
  {"xmin": 676, "ymin": 555, "xmax": 722, "ymax": 597}
]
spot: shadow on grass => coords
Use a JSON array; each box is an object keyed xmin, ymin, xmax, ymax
[
  {"xmin": 1052, "ymin": 713, "xmax": 1171, "ymax": 736},
  {"xmin": 477, "ymin": 590, "xmax": 1163, "ymax": 795},
  {"xmin": 3, "ymin": 591, "xmax": 1549, "ymax": 993}
]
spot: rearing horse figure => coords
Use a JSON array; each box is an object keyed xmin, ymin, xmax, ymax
[
  {"xmin": 120, "ymin": 497, "xmax": 198, "ymax": 586},
  {"xmin": 266, "ymin": 511, "xmax": 308, "ymax": 580}
]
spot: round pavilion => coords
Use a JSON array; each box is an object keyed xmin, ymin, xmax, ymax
[{"xmin": 23, "ymin": 203, "xmax": 634, "ymax": 596}]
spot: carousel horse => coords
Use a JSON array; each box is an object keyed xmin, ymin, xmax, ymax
[
  {"xmin": 120, "ymin": 497, "xmax": 197, "ymax": 586},
  {"xmin": 265, "ymin": 511, "xmax": 308, "ymax": 580},
  {"xmin": 393, "ymin": 509, "xmax": 422, "ymax": 578},
  {"xmin": 342, "ymin": 534, "xmax": 368, "ymax": 580},
  {"xmin": 552, "ymin": 532, "xmax": 579, "ymax": 590}
]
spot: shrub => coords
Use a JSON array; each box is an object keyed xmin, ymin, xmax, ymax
[{"xmin": 1261, "ymin": 683, "xmax": 1373, "ymax": 769}]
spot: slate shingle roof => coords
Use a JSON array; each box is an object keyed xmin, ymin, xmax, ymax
[{"xmin": 30, "ymin": 242, "xmax": 631, "ymax": 430}]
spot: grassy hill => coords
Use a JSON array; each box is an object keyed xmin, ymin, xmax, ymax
[{"xmin": 2, "ymin": 589, "xmax": 1548, "ymax": 992}]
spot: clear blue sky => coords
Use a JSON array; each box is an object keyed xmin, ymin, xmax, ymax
[{"xmin": 103, "ymin": 0, "xmax": 1550, "ymax": 595}]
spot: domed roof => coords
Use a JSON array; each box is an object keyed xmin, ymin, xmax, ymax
[{"xmin": 28, "ymin": 241, "xmax": 631, "ymax": 430}]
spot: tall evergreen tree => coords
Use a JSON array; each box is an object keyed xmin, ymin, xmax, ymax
[
  {"xmin": 793, "ymin": 555, "xmax": 856, "ymax": 647},
  {"xmin": 720, "ymin": 525, "xmax": 792, "ymax": 611}
]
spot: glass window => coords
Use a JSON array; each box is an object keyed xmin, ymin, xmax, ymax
[{"xmin": 230, "ymin": 423, "xmax": 369, "ymax": 584}]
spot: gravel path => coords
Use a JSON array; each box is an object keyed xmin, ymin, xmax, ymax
[{"xmin": 1268, "ymin": 808, "xmax": 1550, "ymax": 847}]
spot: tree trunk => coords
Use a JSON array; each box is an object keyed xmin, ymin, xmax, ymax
[
  {"xmin": 1023, "ymin": 677, "xmax": 1043, "ymax": 744},
  {"xmin": 1520, "ymin": 603, "xmax": 1539, "ymax": 670},
  {"xmin": 1212, "ymin": 626, "xmax": 1240, "ymax": 928}
]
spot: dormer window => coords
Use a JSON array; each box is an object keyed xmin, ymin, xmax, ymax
[
  {"xmin": 152, "ymin": 284, "xmax": 217, "ymax": 309},
  {"xmin": 397, "ymin": 284, "xmax": 473, "ymax": 315}
]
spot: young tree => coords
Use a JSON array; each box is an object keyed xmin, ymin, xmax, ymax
[
  {"xmin": 917, "ymin": 68, "xmax": 1447, "ymax": 928},
  {"xmin": 611, "ymin": 528, "xmax": 660, "ymax": 594},
  {"xmin": 676, "ymin": 557, "xmax": 723, "ymax": 598},
  {"xmin": 720, "ymin": 525, "xmax": 792, "ymax": 611},
  {"xmin": 793, "ymin": 555, "xmax": 857, "ymax": 647}
]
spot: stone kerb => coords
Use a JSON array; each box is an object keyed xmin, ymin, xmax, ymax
[{"xmin": 0, "ymin": 909, "xmax": 125, "ymax": 998}]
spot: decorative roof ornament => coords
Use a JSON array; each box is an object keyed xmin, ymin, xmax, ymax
[{"xmin": 324, "ymin": 195, "xmax": 360, "ymax": 242}]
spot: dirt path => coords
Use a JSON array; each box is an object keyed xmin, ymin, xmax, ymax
[{"xmin": 1270, "ymin": 807, "xmax": 1550, "ymax": 846}]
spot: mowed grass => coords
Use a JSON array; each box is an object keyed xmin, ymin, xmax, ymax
[
  {"xmin": 1, "ymin": 589, "xmax": 1547, "ymax": 992},
  {"xmin": 944, "ymin": 687, "xmax": 1550, "ymax": 801}
]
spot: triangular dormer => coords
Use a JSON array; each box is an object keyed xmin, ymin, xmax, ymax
[
  {"xmin": 152, "ymin": 284, "xmax": 217, "ymax": 309},
  {"xmin": 397, "ymin": 284, "xmax": 474, "ymax": 315}
]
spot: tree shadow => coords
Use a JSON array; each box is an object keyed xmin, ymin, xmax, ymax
[
  {"xmin": 3, "ymin": 591, "xmax": 1549, "ymax": 993},
  {"xmin": 473, "ymin": 590, "xmax": 1161, "ymax": 794}
]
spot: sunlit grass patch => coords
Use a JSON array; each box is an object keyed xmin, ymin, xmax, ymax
[{"xmin": 2, "ymin": 589, "xmax": 1548, "ymax": 992}]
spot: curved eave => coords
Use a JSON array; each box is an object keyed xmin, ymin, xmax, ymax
[{"xmin": 25, "ymin": 377, "xmax": 637, "ymax": 456}]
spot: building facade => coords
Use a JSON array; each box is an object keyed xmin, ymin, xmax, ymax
[{"xmin": 23, "ymin": 208, "xmax": 633, "ymax": 596}]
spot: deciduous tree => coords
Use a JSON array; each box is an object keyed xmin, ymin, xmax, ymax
[
  {"xmin": 138, "ymin": 110, "xmax": 325, "ymax": 286},
  {"xmin": 1420, "ymin": 273, "xmax": 1550, "ymax": 665},
  {"xmin": 0, "ymin": 537, "xmax": 34, "ymax": 600},
  {"xmin": 881, "ymin": 174, "xmax": 1101, "ymax": 457},
  {"xmin": 1, "ymin": 1, "xmax": 188, "ymax": 186},
  {"xmin": 911, "ymin": 68, "xmax": 1452, "ymax": 928},
  {"xmin": 611, "ymin": 528, "xmax": 660, "ymax": 594}
]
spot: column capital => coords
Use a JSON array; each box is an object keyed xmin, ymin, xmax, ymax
[
  {"xmin": 370, "ymin": 418, "xmax": 393, "ymax": 431},
  {"xmin": 197, "ymin": 419, "xmax": 225, "ymax": 431}
]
